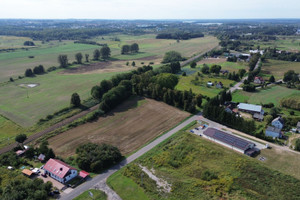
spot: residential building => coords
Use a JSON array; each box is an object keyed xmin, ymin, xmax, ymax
[
  {"xmin": 43, "ymin": 159, "xmax": 78, "ymax": 184},
  {"xmin": 265, "ymin": 126, "xmax": 282, "ymax": 138},
  {"xmin": 271, "ymin": 117, "xmax": 284, "ymax": 130},
  {"xmin": 254, "ymin": 76, "xmax": 265, "ymax": 84},
  {"xmin": 237, "ymin": 103, "xmax": 264, "ymax": 115},
  {"xmin": 216, "ymin": 82, "xmax": 223, "ymax": 89},
  {"xmin": 203, "ymin": 128, "xmax": 255, "ymax": 154}
]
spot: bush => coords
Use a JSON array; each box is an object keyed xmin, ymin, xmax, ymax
[
  {"xmin": 25, "ymin": 68, "xmax": 34, "ymax": 77},
  {"xmin": 9, "ymin": 77, "xmax": 14, "ymax": 82},
  {"xmin": 47, "ymin": 66, "xmax": 57, "ymax": 72},
  {"xmin": 76, "ymin": 143, "xmax": 122, "ymax": 172}
]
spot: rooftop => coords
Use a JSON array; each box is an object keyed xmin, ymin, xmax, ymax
[
  {"xmin": 22, "ymin": 169, "xmax": 33, "ymax": 176},
  {"xmin": 43, "ymin": 159, "xmax": 76, "ymax": 179},
  {"xmin": 238, "ymin": 103, "xmax": 262, "ymax": 113},
  {"xmin": 203, "ymin": 128, "xmax": 254, "ymax": 151},
  {"xmin": 266, "ymin": 126, "xmax": 281, "ymax": 134},
  {"xmin": 272, "ymin": 117, "xmax": 284, "ymax": 125}
]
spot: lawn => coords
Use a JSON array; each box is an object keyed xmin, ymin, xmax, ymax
[
  {"xmin": 232, "ymin": 85, "xmax": 300, "ymax": 106},
  {"xmin": 48, "ymin": 96, "xmax": 190, "ymax": 158},
  {"xmin": 107, "ymin": 125, "xmax": 300, "ymax": 200},
  {"xmin": 175, "ymin": 73, "xmax": 235, "ymax": 98},
  {"xmin": 261, "ymin": 59, "xmax": 300, "ymax": 79},
  {"xmin": 73, "ymin": 189, "xmax": 107, "ymax": 200}
]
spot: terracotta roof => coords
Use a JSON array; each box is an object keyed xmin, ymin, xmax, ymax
[
  {"xmin": 79, "ymin": 170, "xmax": 90, "ymax": 178},
  {"xmin": 22, "ymin": 169, "xmax": 33, "ymax": 176},
  {"xmin": 43, "ymin": 159, "xmax": 76, "ymax": 179}
]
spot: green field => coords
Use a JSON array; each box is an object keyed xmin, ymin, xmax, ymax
[
  {"xmin": 232, "ymin": 85, "xmax": 300, "ymax": 106},
  {"xmin": 108, "ymin": 125, "xmax": 300, "ymax": 200},
  {"xmin": 0, "ymin": 115, "xmax": 24, "ymax": 147},
  {"xmin": 198, "ymin": 61, "xmax": 248, "ymax": 72},
  {"xmin": 0, "ymin": 69, "xmax": 123, "ymax": 127},
  {"xmin": 73, "ymin": 189, "xmax": 107, "ymax": 200},
  {"xmin": 0, "ymin": 35, "xmax": 219, "ymax": 82},
  {"xmin": 250, "ymin": 36, "xmax": 300, "ymax": 52},
  {"xmin": 0, "ymin": 35, "xmax": 35, "ymax": 50},
  {"xmin": 175, "ymin": 73, "xmax": 235, "ymax": 97},
  {"xmin": 261, "ymin": 59, "xmax": 300, "ymax": 79}
]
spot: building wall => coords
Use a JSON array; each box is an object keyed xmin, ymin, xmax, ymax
[
  {"xmin": 64, "ymin": 170, "xmax": 78, "ymax": 183},
  {"xmin": 265, "ymin": 130, "xmax": 280, "ymax": 138},
  {"xmin": 45, "ymin": 169, "xmax": 77, "ymax": 183}
]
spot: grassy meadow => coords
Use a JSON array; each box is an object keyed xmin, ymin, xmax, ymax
[
  {"xmin": 73, "ymin": 189, "xmax": 107, "ymax": 200},
  {"xmin": 232, "ymin": 85, "xmax": 300, "ymax": 106},
  {"xmin": 0, "ymin": 34, "xmax": 218, "ymax": 82},
  {"xmin": 0, "ymin": 115, "xmax": 24, "ymax": 148},
  {"xmin": 176, "ymin": 72, "xmax": 235, "ymax": 97},
  {"xmin": 108, "ymin": 125, "xmax": 300, "ymax": 200},
  {"xmin": 250, "ymin": 36, "xmax": 300, "ymax": 52},
  {"xmin": 261, "ymin": 59, "xmax": 300, "ymax": 80}
]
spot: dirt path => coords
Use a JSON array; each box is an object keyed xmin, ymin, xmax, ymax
[
  {"xmin": 180, "ymin": 46, "xmax": 218, "ymax": 67},
  {"xmin": 0, "ymin": 104, "xmax": 99, "ymax": 155},
  {"xmin": 94, "ymin": 180, "xmax": 122, "ymax": 200}
]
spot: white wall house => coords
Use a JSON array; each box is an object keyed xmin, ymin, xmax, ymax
[{"xmin": 43, "ymin": 159, "xmax": 78, "ymax": 184}]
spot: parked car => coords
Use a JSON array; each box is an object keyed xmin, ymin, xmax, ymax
[
  {"xmin": 53, "ymin": 190, "xmax": 60, "ymax": 194},
  {"xmin": 190, "ymin": 130, "xmax": 194, "ymax": 133},
  {"xmin": 42, "ymin": 173, "xmax": 47, "ymax": 178}
]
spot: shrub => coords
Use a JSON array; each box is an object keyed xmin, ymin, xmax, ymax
[
  {"xmin": 162, "ymin": 51, "xmax": 183, "ymax": 63},
  {"xmin": 9, "ymin": 77, "xmax": 14, "ymax": 82}
]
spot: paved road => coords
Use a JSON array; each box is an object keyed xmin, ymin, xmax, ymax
[
  {"xmin": 229, "ymin": 58, "xmax": 261, "ymax": 93},
  {"xmin": 59, "ymin": 113, "xmax": 201, "ymax": 200},
  {"xmin": 180, "ymin": 46, "xmax": 218, "ymax": 67},
  {"xmin": 0, "ymin": 104, "xmax": 99, "ymax": 155}
]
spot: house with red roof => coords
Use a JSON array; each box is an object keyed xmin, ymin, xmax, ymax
[
  {"xmin": 43, "ymin": 159, "xmax": 78, "ymax": 183},
  {"xmin": 254, "ymin": 76, "xmax": 264, "ymax": 84}
]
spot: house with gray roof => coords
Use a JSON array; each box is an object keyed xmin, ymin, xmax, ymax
[
  {"xmin": 265, "ymin": 126, "xmax": 282, "ymax": 138},
  {"xmin": 272, "ymin": 117, "xmax": 284, "ymax": 130}
]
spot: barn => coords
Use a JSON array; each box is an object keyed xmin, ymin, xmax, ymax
[{"xmin": 203, "ymin": 128, "xmax": 255, "ymax": 154}]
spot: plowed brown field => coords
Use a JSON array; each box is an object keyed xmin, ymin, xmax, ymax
[{"xmin": 49, "ymin": 97, "xmax": 190, "ymax": 158}]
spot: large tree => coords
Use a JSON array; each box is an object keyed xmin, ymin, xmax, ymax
[
  {"xmin": 162, "ymin": 51, "xmax": 183, "ymax": 63},
  {"xmin": 100, "ymin": 46, "xmax": 111, "ymax": 60},
  {"xmin": 130, "ymin": 43, "xmax": 139, "ymax": 53},
  {"xmin": 15, "ymin": 134, "xmax": 27, "ymax": 147},
  {"xmin": 121, "ymin": 45, "xmax": 130, "ymax": 54},
  {"xmin": 75, "ymin": 52, "xmax": 83, "ymax": 64},
  {"xmin": 58, "ymin": 55, "xmax": 68, "ymax": 68},
  {"xmin": 70, "ymin": 93, "xmax": 81, "ymax": 107},
  {"xmin": 25, "ymin": 68, "xmax": 34, "ymax": 77},
  {"xmin": 93, "ymin": 49, "xmax": 100, "ymax": 60}
]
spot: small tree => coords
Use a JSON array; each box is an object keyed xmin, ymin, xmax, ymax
[
  {"xmin": 15, "ymin": 134, "xmax": 27, "ymax": 147},
  {"xmin": 93, "ymin": 49, "xmax": 100, "ymax": 60},
  {"xmin": 201, "ymin": 64, "xmax": 210, "ymax": 74},
  {"xmin": 195, "ymin": 94, "xmax": 202, "ymax": 107},
  {"xmin": 100, "ymin": 46, "xmax": 111, "ymax": 60},
  {"xmin": 70, "ymin": 93, "xmax": 81, "ymax": 107},
  {"xmin": 85, "ymin": 54, "xmax": 89, "ymax": 62},
  {"xmin": 9, "ymin": 77, "xmax": 14, "ymax": 82},
  {"xmin": 295, "ymin": 139, "xmax": 300, "ymax": 152},
  {"xmin": 182, "ymin": 72, "xmax": 186, "ymax": 76},
  {"xmin": 269, "ymin": 75, "xmax": 275, "ymax": 83},
  {"xmin": 25, "ymin": 68, "xmax": 34, "ymax": 77},
  {"xmin": 75, "ymin": 52, "xmax": 83, "ymax": 64},
  {"xmin": 131, "ymin": 61, "xmax": 136, "ymax": 67},
  {"xmin": 58, "ymin": 55, "xmax": 68, "ymax": 68},
  {"xmin": 190, "ymin": 61, "xmax": 197, "ymax": 68}
]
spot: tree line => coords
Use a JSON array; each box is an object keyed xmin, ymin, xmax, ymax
[
  {"xmin": 24, "ymin": 65, "xmax": 45, "ymax": 77},
  {"xmin": 263, "ymin": 48, "xmax": 300, "ymax": 62},
  {"xmin": 156, "ymin": 32, "xmax": 204, "ymax": 40}
]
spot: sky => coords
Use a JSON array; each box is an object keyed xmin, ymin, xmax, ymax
[{"xmin": 0, "ymin": 0, "xmax": 299, "ymax": 19}]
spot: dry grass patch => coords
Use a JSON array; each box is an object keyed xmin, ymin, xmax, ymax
[{"xmin": 49, "ymin": 97, "xmax": 190, "ymax": 158}]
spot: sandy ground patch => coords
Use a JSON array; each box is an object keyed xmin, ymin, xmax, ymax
[
  {"xmin": 49, "ymin": 97, "xmax": 189, "ymax": 158},
  {"xmin": 197, "ymin": 57, "xmax": 227, "ymax": 65}
]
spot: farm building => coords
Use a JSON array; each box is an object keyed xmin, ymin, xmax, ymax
[
  {"xmin": 271, "ymin": 117, "xmax": 284, "ymax": 129},
  {"xmin": 43, "ymin": 159, "xmax": 77, "ymax": 184},
  {"xmin": 237, "ymin": 103, "xmax": 264, "ymax": 115},
  {"xmin": 22, "ymin": 169, "xmax": 34, "ymax": 178},
  {"xmin": 265, "ymin": 126, "xmax": 282, "ymax": 138},
  {"xmin": 253, "ymin": 113, "xmax": 264, "ymax": 121},
  {"xmin": 207, "ymin": 81, "xmax": 214, "ymax": 87},
  {"xmin": 216, "ymin": 82, "xmax": 223, "ymax": 89},
  {"xmin": 203, "ymin": 128, "xmax": 256, "ymax": 155}
]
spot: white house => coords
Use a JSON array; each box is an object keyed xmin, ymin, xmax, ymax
[
  {"xmin": 271, "ymin": 117, "xmax": 284, "ymax": 130},
  {"xmin": 43, "ymin": 159, "xmax": 77, "ymax": 184},
  {"xmin": 265, "ymin": 126, "xmax": 282, "ymax": 138}
]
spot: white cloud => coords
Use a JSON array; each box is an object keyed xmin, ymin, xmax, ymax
[{"xmin": 0, "ymin": 0, "xmax": 299, "ymax": 19}]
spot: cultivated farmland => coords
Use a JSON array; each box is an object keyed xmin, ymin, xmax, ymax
[{"xmin": 48, "ymin": 96, "xmax": 190, "ymax": 158}]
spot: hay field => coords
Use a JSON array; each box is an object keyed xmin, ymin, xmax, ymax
[{"xmin": 48, "ymin": 97, "xmax": 190, "ymax": 158}]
